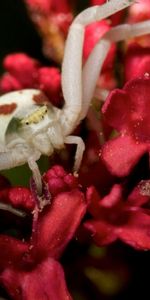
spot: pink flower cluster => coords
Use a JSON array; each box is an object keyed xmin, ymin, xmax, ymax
[{"xmin": 0, "ymin": 0, "xmax": 150, "ymax": 299}]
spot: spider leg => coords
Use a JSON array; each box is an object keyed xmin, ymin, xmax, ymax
[
  {"xmin": 61, "ymin": 0, "xmax": 134, "ymax": 136},
  {"xmin": 80, "ymin": 20, "xmax": 150, "ymax": 121},
  {"xmin": 0, "ymin": 202, "xmax": 26, "ymax": 217},
  {"xmin": 27, "ymin": 152, "xmax": 42, "ymax": 195},
  {"xmin": 81, "ymin": 39, "xmax": 111, "ymax": 121},
  {"xmin": 65, "ymin": 136, "xmax": 85, "ymax": 173}
]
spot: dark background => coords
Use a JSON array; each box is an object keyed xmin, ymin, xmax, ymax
[{"xmin": 0, "ymin": 0, "xmax": 45, "ymax": 73}]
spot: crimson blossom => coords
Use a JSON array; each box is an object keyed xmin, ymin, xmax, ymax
[
  {"xmin": 0, "ymin": 53, "xmax": 62, "ymax": 107},
  {"xmin": 124, "ymin": 43, "xmax": 150, "ymax": 82},
  {"xmin": 101, "ymin": 76, "xmax": 150, "ymax": 177},
  {"xmin": 0, "ymin": 166, "xmax": 86, "ymax": 299},
  {"xmin": 84, "ymin": 183, "xmax": 150, "ymax": 250}
]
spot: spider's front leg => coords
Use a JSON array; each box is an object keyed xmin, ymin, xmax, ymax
[{"xmin": 60, "ymin": 0, "xmax": 135, "ymax": 172}]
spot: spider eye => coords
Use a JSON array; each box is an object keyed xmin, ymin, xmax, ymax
[{"xmin": 26, "ymin": 122, "xmax": 29, "ymax": 125}]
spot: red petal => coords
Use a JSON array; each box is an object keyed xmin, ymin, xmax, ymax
[
  {"xmin": 100, "ymin": 184, "xmax": 123, "ymax": 208},
  {"xmin": 101, "ymin": 135, "xmax": 147, "ymax": 177},
  {"xmin": 0, "ymin": 235, "xmax": 29, "ymax": 271},
  {"xmin": 103, "ymin": 77, "xmax": 150, "ymax": 143},
  {"xmin": 124, "ymin": 77, "xmax": 150, "ymax": 143},
  {"xmin": 124, "ymin": 44, "xmax": 150, "ymax": 82},
  {"xmin": 118, "ymin": 210, "xmax": 150, "ymax": 250},
  {"xmin": 102, "ymin": 88, "xmax": 131, "ymax": 133},
  {"xmin": 84, "ymin": 220, "xmax": 117, "ymax": 246},
  {"xmin": 1, "ymin": 258, "xmax": 72, "ymax": 300},
  {"xmin": 32, "ymin": 190, "xmax": 86, "ymax": 259},
  {"xmin": 127, "ymin": 184, "xmax": 150, "ymax": 206},
  {"xmin": 0, "ymin": 73, "xmax": 22, "ymax": 93}
]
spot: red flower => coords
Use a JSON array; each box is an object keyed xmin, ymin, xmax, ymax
[
  {"xmin": 1, "ymin": 257, "xmax": 72, "ymax": 300},
  {"xmin": 101, "ymin": 77, "xmax": 150, "ymax": 177},
  {"xmin": 0, "ymin": 53, "xmax": 62, "ymax": 107},
  {"xmin": 0, "ymin": 166, "xmax": 86, "ymax": 299},
  {"xmin": 2, "ymin": 53, "xmax": 39, "ymax": 88},
  {"xmin": 84, "ymin": 183, "xmax": 150, "ymax": 250},
  {"xmin": 124, "ymin": 44, "xmax": 150, "ymax": 82}
]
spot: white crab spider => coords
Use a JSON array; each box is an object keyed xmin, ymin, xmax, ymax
[{"xmin": 0, "ymin": 0, "xmax": 150, "ymax": 196}]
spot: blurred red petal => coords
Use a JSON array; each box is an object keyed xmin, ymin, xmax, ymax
[
  {"xmin": 128, "ymin": 0, "xmax": 150, "ymax": 22},
  {"xmin": 118, "ymin": 210, "xmax": 150, "ymax": 250},
  {"xmin": 127, "ymin": 185, "xmax": 150, "ymax": 206},
  {"xmin": 25, "ymin": 0, "xmax": 51, "ymax": 14},
  {"xmin": 3, "ymin": 53, "xmax": 39, "ymax": 88},
  {"xmin": 124, "ymin": 44, "xmax": 150, "ymax": 82},
  {"xmin": 86, "ymin": 186, "xmax": 101, "ymax": 218},
  {"xmin": 0, "ymin": 235, "xmax": 29, "ymax": 271},
  {"xmin": 0, "ymin": 73, "xmax": 22, "ymax": 93},
  {"xmin": 25, "ymin": 0, "xmax": 71, "ymax": 14},
  {"xmin": 1, "ymin": 257, "xmax": 72, "ymax": 300},
  {"xmin": 51, "ymin": 0, "xmax": 71, "ymax": 14},
  {"xmin": 38, "ymin": 67, "xmax": 62, "ymax": 106},
  {"xmin": 85, "ymin": 220, "xmax": 117, "ymax": 246},
  {"xmin": 100, "ymin": 184, "xmax": 123, "ymax": 208}
]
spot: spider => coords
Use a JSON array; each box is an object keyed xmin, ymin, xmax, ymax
[{"xmin": 0, "ymin": 0, "xmax": 150, "ymax": 195}]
